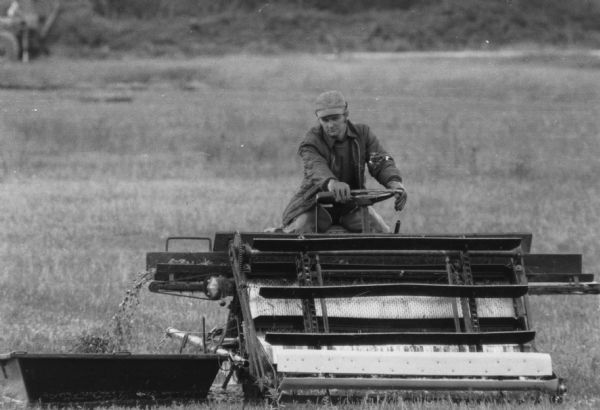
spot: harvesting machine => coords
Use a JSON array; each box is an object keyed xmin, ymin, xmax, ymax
[{"xmin": 1, "ymin": 190, "xmax": 598, "ymax": 405}]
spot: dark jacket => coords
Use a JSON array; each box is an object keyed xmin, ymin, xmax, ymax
[{"xmin": 282, "ymin": 120, "xmax": 402, "ymax": 226}]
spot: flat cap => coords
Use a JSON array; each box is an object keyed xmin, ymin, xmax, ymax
[{"xmin": 314, "ymin": 90, "xmax": 348, "ymax": 118}]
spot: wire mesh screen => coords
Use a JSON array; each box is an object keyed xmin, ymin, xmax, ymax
[
  {"xmin": 247, "ymin": 280, "xmax": 520, "ymax": 355},
  {"xmin": 247, "ymin": 282, "xmax": 515, "ymax": 319}
]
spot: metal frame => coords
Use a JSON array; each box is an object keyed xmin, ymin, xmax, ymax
[
  {"xmin": 278, "ymin": 376, "xmax": 562, "ymax": 393},
  {"xmin": 142, "ymin": 229, "xmax": 597, "ymax": 403}
]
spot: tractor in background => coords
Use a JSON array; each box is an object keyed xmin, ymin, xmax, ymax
[{"xmin": 0, "ymin": 0, "xmax": 60, "ymax": 62}]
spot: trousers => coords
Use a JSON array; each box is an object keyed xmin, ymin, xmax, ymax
[{"xmin": 283, "ymin": 205, "xmax": 391, "ymax": 234}]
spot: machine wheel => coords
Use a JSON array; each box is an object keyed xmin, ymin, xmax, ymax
[{"xmin": 0, "ymin": 30, "xmax": 19, "ymax": 61}]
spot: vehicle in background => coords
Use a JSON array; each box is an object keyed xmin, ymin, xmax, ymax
[{"xmin": 0, "ymin": 0, "xmax": 60, "ymax": 62}]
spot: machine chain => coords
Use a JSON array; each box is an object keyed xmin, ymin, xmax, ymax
[
  {"xmin": 445, "ymin": 258, "xmax": 463, "ymax": 333},
  {"xmin": 229, "ymin": 232, "xmax": 275, "ymax": 395},
  {"xmin": 460, "ymin": 250, "xmax": 481, "ymax": 333},
  {"xmin": 313, "ymin": 254, "xmax": 330, "ymax": 333},
  {"xmin": 297, "ymin": 252, "xmax": 319, "ymax": 334},
  {"xmin": 511, "ymin": 254, "xmax": 533, "ymax": 352}
]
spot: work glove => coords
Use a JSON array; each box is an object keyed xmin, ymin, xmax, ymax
[
  {"xmin": 327, "ymin": 179, "xmax": 351, "ymax": 202},
  {"xmin": 387, "ymin": 181, "xmax": 407, "ymax": 211}
]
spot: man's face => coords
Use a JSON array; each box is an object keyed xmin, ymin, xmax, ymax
[{"xmin": 319, "ymin": 114, "xmax": 347, "ymax": 141}]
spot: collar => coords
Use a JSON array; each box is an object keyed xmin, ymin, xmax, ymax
[{"xmin": 321, "ymin": 120, "xmax": 358, "ymax": 150}]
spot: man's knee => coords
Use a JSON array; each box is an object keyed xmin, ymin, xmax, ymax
[
  {"xmin": 340, "ymin": 206, "xmax": 390, "ymax": 233},
  {"xmin": 283, "ymin": 212, "xmax": 315, "ymax": 233},
  {"xmin": 283, "ymin": 207, "xmax": 333, "ymax": 233},
  {"xmin": 339, "ymin": 210, "xmax": 363, "ymax": 233}
]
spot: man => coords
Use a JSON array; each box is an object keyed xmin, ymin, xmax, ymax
[{"xmin": 282, "ymin": 90, "xmax": 407, "ymax": 233}]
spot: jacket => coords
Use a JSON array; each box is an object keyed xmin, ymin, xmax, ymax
[{"xmin": 282, "ymin": 120, "xmax": 402, "ymax": 226}]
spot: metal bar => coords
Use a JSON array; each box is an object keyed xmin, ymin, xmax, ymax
[
  {"xmin": 155, "ymin": 263, "xmax": 230, "ymax": 274},
  {"xmin": 247, "ymin": 264, "xmax": 450, "ymax": 278},
  {"xmin": 202, "ymin": 317, "xmax": 206, "ymax": 354},
  {"xmin": 250, "ymin": 251, "xmax": 520, "ymax": 264},
  {"xmin": 148, "ymin": 281, "xmax": 206, "ymax": 293},
  {"xmin": 247, "ymin": 262, "xmax": 520, "ymax": 281},
  {"xmin": 528, "ymin": 282, "xmax": 600, "ymax": 295},
  {"xmin": 253, "ymin": 316, "xmax": 526, "ymax": 333},
  {"xmin": 278, "ymin": 376, "xmax": 560, "ymax": 393},
  {"xmin": 166, "ymin": 327, "xmax": 205, "ymax": 349},
  {"xmin": 318, "ymin": 254, "xmax": 451, "ymax": 265},
  {"xmin": 251, "ymin": 237, "xmax": 523, "ymax": 253},
  {"xmin": 360, "ymin": 207, "xmax": 370, "ymax": 233},
  {"xmin": 151, "ymin": 263, "xmax": 595, "ymax": 283},
  {"xmin": 258, "ymin": 284, "xmax": 529, "ymax": 299},
  {"xmin": 249, "ymin": 268, "xmax": 450, "ymax": 280},
  {"xmin": 526, "ymin": 273, "xmax": 595, "ymax": 283},
  {"xmin": 256, "ymin": 250, "xmax": 520, "ymax": 257},
  {"xmin": 212, "ymin": 231, "xmax": 535, "ymax": 252},
  {"xmin": 265, "ymin": 330, "xmax": 535, "ymax": 346}
]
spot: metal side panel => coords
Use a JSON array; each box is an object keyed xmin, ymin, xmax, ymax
[
  {"xmin": 264, "ymin": 330, "xmax": 535, "ymax": 347},
  {"xmin": 273, "ymin": 350, "xmax": 552, "ymax": 377},
  {"xmin": 278, "ymin": 376, "xmax": 560, "ymax": 393},
  {"xmin": 146, "ymin": 252, "xmax": 229, "ymax": 270},
  {"xmin": 251, "ymin": 237, "xmax": 523, "ymax": 253},
  {"xmin": 524, "ymin": 254, "xmax": 582, "ymax": 274},
  {"xmin": 212, "ymin": 232, "xmax": 534, "ymax": 252},
  {"xmin": 153, "ymin": 263, "xmax": 232, "ymax": 281},
  {"xmin": 1, "ymin": 353, "xmax": 219, "ymax": 405}
]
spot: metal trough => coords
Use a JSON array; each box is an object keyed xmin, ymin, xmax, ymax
[{"xmin": 0, "ymin": 352, "xmax": 219, "ymax": 405}]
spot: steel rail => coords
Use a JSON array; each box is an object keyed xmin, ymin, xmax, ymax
[{"xmin": 278, "ymin": 376, "xmax": 561, "ymax": 393}]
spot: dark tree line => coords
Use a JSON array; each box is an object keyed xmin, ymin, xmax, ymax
[{"xmin": 90, "ymin": 0, "xmax": 434, "ymax": 18}]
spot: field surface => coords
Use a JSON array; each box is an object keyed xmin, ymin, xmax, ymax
[{"xmin": 0, "ymin": 52, "xmax": 599, "ymax": 409}]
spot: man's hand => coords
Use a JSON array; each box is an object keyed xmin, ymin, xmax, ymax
[
  {"xmin": 327, "ymin": 179, "xmax": 351, "ymax": 202},
  {"xmin": 388, "ymin": 181, "xmax": 407, "ymax": 211}
]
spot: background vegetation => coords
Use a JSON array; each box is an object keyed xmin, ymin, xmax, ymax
[
  {"xmin": 20, "ymin": 0, "xmax": 600, "ymax": 56},
  {"xmin": 0, "ymin": 52, "xmax": 599, "ymax": 408}
]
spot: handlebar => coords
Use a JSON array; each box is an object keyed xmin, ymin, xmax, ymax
[{"xmin": 315, "ymin": 189, "xmax": 404, "ymax": 207}]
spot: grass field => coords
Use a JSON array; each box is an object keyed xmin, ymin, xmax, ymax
[{"xmin": 0, "ymin": 52, "xmax": 599, "ymax": 409}]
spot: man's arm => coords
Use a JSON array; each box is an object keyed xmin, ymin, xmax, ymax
[
  {"xmin": 299, "ymin": 144, "xmax": 351, "ymax": 202},
  {"xmin": 363, "ymin": 125, "xmax": 407, "ymax": 211},
  {"xmin": 299, "ymin": 144, "xmax": 335, "ymax": 190},
  {"xmin": 363, "ymin": 125, "xmax": 403, "ymax": 186}
]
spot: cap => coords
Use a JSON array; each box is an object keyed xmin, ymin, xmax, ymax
[{"xmin": 314, "ymin": 90, "xmax": 348, "ymax": 118}]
